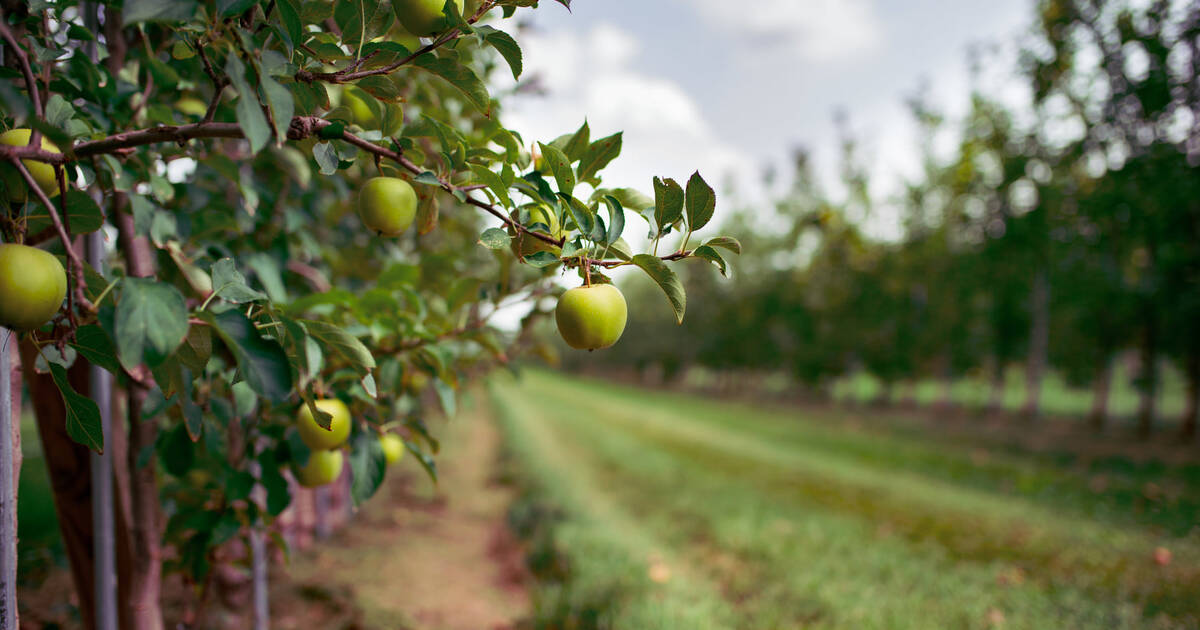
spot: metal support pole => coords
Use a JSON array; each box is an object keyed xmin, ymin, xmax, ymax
[
  {"xmin": 88, "ymin": 229, "xmax": 117, "ymax": 630},
  {"xmin": 0, "ymin": 328, "xmax": 16, "ymax": 630},
  {"xmin": 248, "ymin": 456, "xmax": 269, "ymax": 630}
]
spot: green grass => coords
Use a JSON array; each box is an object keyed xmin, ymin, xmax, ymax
[{"xmin": 491, "ymin": 369, "xmax": 1200, "ymax": 630}]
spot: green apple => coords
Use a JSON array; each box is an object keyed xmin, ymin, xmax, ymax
[
  {"xmin": 509, "ymin": 205, "xmax": 563, "ymax": 258},
  {"xmin": 359, "ymin": 176, "xmax": 417, "ymax": 236},
  {"xmin": 0, "ymin": 129, "xmax": 62, "ymax": 203},
  {"xmin": 380, "ymin": 433, "xmax": 405, "ymax": 465},
  {"xmin": 343, "ymin": 89, "xmax": 403, "ymax": 137},
  {"xmin": 555, "ymin": 284, "xmax": 628, "ymax": 351},
  {"xmin": 394, "ymin": 0, "xmax": 464, "ymax": 37},
  {"xmin": 296, "ymin": 398, "xmax": 352, "ymax": 450},
  {"xmin": 294, "ymin": 448, "xmax": 344, "ymax": 488},
  {"xmin": 0, "ymin": 243, "xmax": 67, "ymax": 331}
]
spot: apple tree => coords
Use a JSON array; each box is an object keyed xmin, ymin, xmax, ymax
[{"xmin": 0, "ymin": 0, "xmax": 740, "ymax": 625}]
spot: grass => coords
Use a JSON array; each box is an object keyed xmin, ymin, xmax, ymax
[{"xmin": 491, "ymin": 369, "xmax": 1200, "ymax": 630}]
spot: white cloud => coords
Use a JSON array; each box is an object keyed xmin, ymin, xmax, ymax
[
  {"xmin": 497, "ymin": 23, "xmax": 753, "ymax": 198},
  {"xmin": 688, "ymin": 0, "xmax": 883, "ymax": 61}
]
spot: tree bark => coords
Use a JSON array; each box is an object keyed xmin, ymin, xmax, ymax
[
  {"xmin": 1180, "ymin": 349, "xmax": 1199, "ymax": 442},
  {"xmin": 1089, "ymin": 358, "xmax": 1113, "ymax": 433},
  {"xmin": 18, "ymin": 339, "xmax": 96, "ymax": 629},
  {"xmin": 1022, "ymin": 270, "xmax": 1049, "ymax": 420}
]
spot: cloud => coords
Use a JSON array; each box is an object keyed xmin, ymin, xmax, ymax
[
  {"xmin": 496, "ymin": 23, "xmax": 753, "ymax": 198},
  {"xmin": 688, "ymin": 0, "xmax": 883, "ymax": 61}
]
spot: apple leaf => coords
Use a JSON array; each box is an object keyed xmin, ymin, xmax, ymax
[
  {"xmin": 632, "ymin": 254, "xmax": 686, "ymax": 324},
  {"xmin": 653, "ymin": 177, "xmax": 684, "ymax": 235},
  {"xmin": 576, "ymin": 132, "xmax": 622, "ymax": 182},
  {"xmin": 211, "ymin": 258, "xmax": 268, "ymax": 304},
  {"xmin": 349, "ymin": 431, "xmax": 387, "ymax": 506},
  {"xmin": 198, "ymin": 309, "xmax": 294, "ymax": 404},
  {"xmin": 685, "ymin": 171, "xmax": 715, "ymax": 232},
  {"xmin": 115, "ymin": 278, "xmax": 189, "ymax": 371},
  {"xmin": 412, "ymin": 53, "xmax": 491, "ymax": 116},
  {"xmin": 49, "ymin": 363, "xmax": 103, "ymax": 453},
  {"xmin": 475, "ymin": 26, "xmax": 523, "ymax": 80},
  {"xmin": 24, "ymin": 190, "xmax": 104, "ymax": 235},
  {"xmin": 691, "ymin": 245, "xmax": 728, "ymax": 277},
  {"xmin": 479, "ymin": 227, "xmax": 512, "ymax": 250},
  {"xmin": 539, "ymin": 142, "xmax": 575, "ymax": 196},
  {"xmin": 225, "ymin": 55, "xmax": 271, "ymax": 154},
  {"xmin": 703, "ymin": 236, "xmax": 742, "ymax": 255},
  {"xmin": 301, "ymin": 319, "xmax": 376, "ymax": 374}
]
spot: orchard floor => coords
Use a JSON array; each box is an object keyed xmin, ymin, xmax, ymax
[{"xmin": 270, "ymin": 401, "xmax": 529, "ymax": 630}]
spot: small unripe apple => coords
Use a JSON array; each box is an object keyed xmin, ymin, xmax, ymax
[
  {"xmin": 343, "ymin": 90, "xmax": 403, "ymax": 137},
  {"xmin": 0, "ymin": 129, "xmax": 62, "ymax": 203},
  {"xmin": 0, "ymin": 243, "xmax": 67, "ymax": 331},
  {"xmin": 509, "ymin": 205, "xmax": 562, "ymax": 258},
  {"xmin": 555, "ymin": 284, "xmax": 628, "ymax": 351},
  {"xmin": 358, "ymin": 176, "xmax": 417, "ymax": 236},
  {"xmin": 294, "ymin": 448, "xmax": 344, "ymax": 488},
  {"xmin": 296, "ymin": 398, "xmax": 352, "ymax": 450},
  {"xmin": 394, "ymin": 0, "xmax": 464, "ymax": 36},
  {"xmin": 380, "ymin": 433, "xmax": 405, "ymax": 465}
]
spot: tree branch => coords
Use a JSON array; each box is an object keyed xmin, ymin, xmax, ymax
[
  {"xmin": 0, "ymin": 17, "xmax": 43, "ymax": 119},
  {"xmin": 7, "ymin": 157, "xmax": 94, "ymax": 315}
]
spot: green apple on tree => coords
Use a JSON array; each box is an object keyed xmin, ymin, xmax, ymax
[
  {"xmin": 380, "ymin": 433, "xmax": 405, "ymax": 465},
  {"xmin": 509, "ymin": 205, "xmax": 563, "ymax": 258},
  {"xmin": 343, "ymin": 89, "xmax": 403, "ymax": 137},
  {"xmin": 293, "ymin": 449, "xmax": 344, "ymax": 488},
  {"xmin": 555, "ymin": 283, "xmax": 628, "ymax": 351},
  {"xmin": 296, "ymin": 398, "xmax": 352, "ymax": 450},
  {"xmin": 394, "ymin": 0, "xmax": 464, "ymax": 37},
  {"xmin": 0, "ymin": 128, "xmax": 62, "ymax": 203},
  {"xmin": 358, "ymin": 176, "xmax": 418, "ymax": 236},
  {"xmin": 0, "ymin": 243, "xmax": 67, "ymax": 331}
]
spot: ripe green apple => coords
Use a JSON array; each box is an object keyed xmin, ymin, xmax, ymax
[
  {"xmin": 294, "ymin": 448, "xmax": 344, "ymax": 488},
  {"xmin": 0, "ymin": 243, "xmax": 67, "ymax": 331},
  {"xmin": 296, "ymin": 398, "xmax": 352, "ymax": 450},
  {"xmin": 380, "ymin": 433, "xmax": 405, "ymax": 465},
  {"xmin": 343, "ymin": 90, "xmax": 403, "ymax": 137},
  {"xmin": 509, "ymin": 205, "xmax": 563, "ymax": 258},
  {"xmin": 555, "ymin": 284, "xmax": 628, "ymax": 351},
  {"xmin": 358, "ymin": 176, "xmax": 417, "ymax": 236},
  {"xmin": 0, "ymin": 128, "xmax": 62, "ymax": 203},
  {"xmin": 394, "ymin": 0, "xmax": 464, "ymax": 36}
]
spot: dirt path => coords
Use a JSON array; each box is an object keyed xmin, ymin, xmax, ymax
[{"xmin": 272, "ymin": 403, "xmax": 529, "ymax": 630}]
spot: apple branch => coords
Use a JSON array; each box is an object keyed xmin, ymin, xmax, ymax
[
  {"xmin": 7, "ymin": 157, "xmax": 94, "ymax": 317},
  {"xmin": 0, "ymin": 17, "xmax": 43, "ymax": 119},
  {"xmin": 293, "ymin": 1, "xmax": 498, "ymax": 85}
]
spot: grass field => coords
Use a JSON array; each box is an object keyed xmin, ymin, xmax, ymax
[{"xmin": 491, "ymin": 369, "xmax": 1200, "ymax": 630}]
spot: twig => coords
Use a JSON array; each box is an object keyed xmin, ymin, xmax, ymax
[{"xmin": 8, "ymin": 157, "xmax": 94, "ymax": 315}]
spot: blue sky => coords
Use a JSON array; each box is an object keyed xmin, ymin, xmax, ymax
[{"xmin": 497, "ymin": 0, "xmax": 1033, "ymax": 238}]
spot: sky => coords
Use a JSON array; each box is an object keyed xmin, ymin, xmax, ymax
[{"xmin": 493, "ymin": 0, "xmax": 1034, "ymax": 240}]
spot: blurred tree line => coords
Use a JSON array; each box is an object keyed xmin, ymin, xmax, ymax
[{"xmin": 570, "ymin": 0, "xmax": 1200, "ymax": 440}]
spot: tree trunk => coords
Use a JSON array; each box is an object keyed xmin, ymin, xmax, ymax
[
  {"xmin": 1136, "ymin": 317, "xmax": 1158, "ymax": 439},
  {"xmin": 18, "ymin": 339, "xmax": 97, "ymax": 629},
  {"xmin": 1180, "ymin": 349, "xmax": 1199, "ymax": 442},
  {"xmin": 1089, "ymin": 359, "xmax": 1113, "ymax": 433},
  {"xmin": 1022, "ymin": 270, "xmax": 1049, "ymax": 420}
]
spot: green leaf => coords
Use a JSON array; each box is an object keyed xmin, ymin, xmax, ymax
[
  {"xmin": 653, "ymin": 177, "xmax": 684, "ymax": 234},
  {"xmin": 539, "ymin": 142, "xmax": 575, "ymax": 196},
  {"xmin": 349, "ymin": 431, "xmax": 387, "ymax": 506},
  {"xmin": 468, "ymin": 164, "xmax": 511, "ymax": 206},
  {"xmin": 24, "ymin": 190, "xmax": 104, "ymax": 235},
  {"xmin": 277, "ymin": 0, "xmax": 303, "ymax": 46},
  {"xmin": 225, "ymin": 55, "xmax": 271, "ymax": 154},
  {"xmin": 703, "ymin": 236, "xmax": 742, "ymax": 255},
  {"xmin": 71, "ymin": 325, "xmax": 120, "ymax": 375},
  {"xmin": 576, "ymin": 132, "xmax": 622, "ymax": 182},
  {"xmin": 433, "ymin": 378, "xmax": 456, "ymax": 417},
  {"xmin": 313, "ymin": 142, "xmax": 338, "ymax": 174},
  {"xmin": 557, "ymin": 193, "xmax": 593, "ymax": 237},
  {"xmin": 563, "ymin": 120, "xmax": 590, "ymax": 161},
  {"xmin": 601, "ymin": 195, "xmax": 625, "ymax": 244},
  {"xmin": 412, "ymin": 53, "xmax": 491, "ymax": 116},
  {"xmin": 632, "ymin": 254, "xmax": 686, "ymax": 324},
  {"xmin": 210, "ymin": 258, "xmax": 268, "ymax": 304},
  {"xmin": 124, "ymin": 0, "xmax": 197, "ymax": 23},
  {"xmin": 684, "ymin": 171, "xmax": 715, "ymax": 232},
  {"xmin": 301, "ymin": 319, "xmax": 376, "ymax": 374},
  {"xmin": 199, "ymin": 310, "xmax": 294, "ymax": 404},
  {"xmin": 522, "ymin": 251, "xmax": 561, "ymax": 268},
  {"xmin": 475, "ymin": 26, "xmax": 523, "ymax": 80},
  {"xmin": 691, "ymin": 245, "xmax": 728, "ymax": 277},
  {"xmin": 260, "ymin": 73, "xmax": 295, "ymax": 144},
  {"xmin": 478, "ymin": 227, "xmax": 511, "ymax": 249},
  {"xmin": 218, "ymin": 0, "xmax": 257, "ymax": 17},
  {"xmin": 50, "ymin": 363, "xmax": 103, "ymax": 452},
  {"xmin": 115, "ymin": 278, "xmax": 189, "ymax": 370}
]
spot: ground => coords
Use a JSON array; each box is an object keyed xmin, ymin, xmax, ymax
[{"xmin": 271, "ymin": 401, "xmax": 529, "ymax": 630}]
